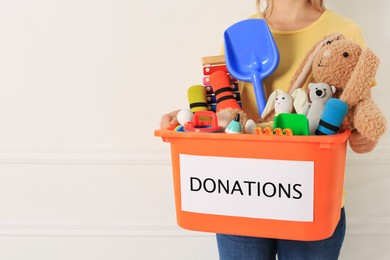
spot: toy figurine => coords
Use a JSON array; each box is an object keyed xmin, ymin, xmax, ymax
[{"xmin": 303, "ymin": 82, "xmax": 336, "ymax": 134}]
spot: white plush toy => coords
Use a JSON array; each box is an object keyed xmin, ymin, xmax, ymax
[
  {"xmin": 258, "ymin": 89, "xmax": 309, "ymax": 129},
  {"xmin": 261, "ymin": 89, "xmax": 309, "ymax": 119},
  {"xmin": 261, "ymin": 90, "xmax": 292, "ymax": 119},
  {"xmin": 304, "ymin": 82, "xmax": 336, "ymax": 134}
]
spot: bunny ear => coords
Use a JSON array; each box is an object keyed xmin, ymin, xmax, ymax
[
  {"xmin": 340, "ymin": 47, "xmax": 379, "ymax": 107},
  {"xmin": 261, "ymin": 89, "xmax": 282, "ymax": 119},
  {"xmin": 288, "ymin": 34, "xmax": 345, "ymax": 94},
  {"xmin": 291, "ymin": 88, "xmax": 309, "ymax": 114}
]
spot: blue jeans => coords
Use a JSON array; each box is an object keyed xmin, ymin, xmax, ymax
[{"xmin": 216, "ymin": 208, "xmax": 346, "ymax": 260}]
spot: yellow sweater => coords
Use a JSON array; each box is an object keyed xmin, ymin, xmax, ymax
[{"xmin": 239, "ymin": 9, "xmax": 366, "ymax": 121}]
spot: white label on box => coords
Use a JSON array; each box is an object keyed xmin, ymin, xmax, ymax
[{"xmin": 180, "ymin": 154, "xmax": 314, "ymax": 222}]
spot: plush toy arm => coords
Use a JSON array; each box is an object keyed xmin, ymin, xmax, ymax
[
  {"xmin": 301, "ymin": 103, "xmax": 311, "ymax": 116},
  {"xmin": 291, "ymin": 88, "xmax": 309, "ymax": 114},
  {"xmin": 339, "ymin": 48, "xmax": 379, "ymax": 107},
  {"xmin": 353, "ymin": 98, "xmax": 387, "ymax": 141}
]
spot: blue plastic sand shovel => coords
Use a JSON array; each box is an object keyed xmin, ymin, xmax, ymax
[{"xmin": 224, "ymin": 19, "xmax": 279, "ymax": 115}]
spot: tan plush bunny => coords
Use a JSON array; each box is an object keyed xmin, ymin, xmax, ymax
[{"xmin": 288, "ymin": 34, "xmax": 386, "ymax": 141}]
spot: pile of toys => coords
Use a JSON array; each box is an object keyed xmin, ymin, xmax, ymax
[
  {"xmin": 172, "ymin": 70, "xmax": 347, "ymax": 137},
  {"xmin": 169, "ymin": 19, "xmax": 386, "ymax": 141}
]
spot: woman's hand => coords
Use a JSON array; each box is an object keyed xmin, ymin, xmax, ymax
[
  {"xmin": 160, "ymin": 110, "xmax": 180, "ymax": 129},
  {"xmin": 348, "ymin": 130, "xmax": 378, "ymax": 154}
]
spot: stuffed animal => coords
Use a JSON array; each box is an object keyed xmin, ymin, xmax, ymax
[
  {"xmin": 288, "ymin": 34, "xmax": 386, "ymax": 141},
  {"xmin": 304, "ymin": 82, "xmax": 336, "ymax": 134},
  {"xmin": 261, "ymin": 89, "xmax": 310, "ymax": 118},
  {"xmin": 257, "ymin": 90, "xmax": 293, "ymax": 129},
  {"xmin": 261, "ymin": 90, "xmax": 293, "ymax": 119},
  {"xmin": 258, "ymin": 88, "xmax": 309, "ymax": 128}
]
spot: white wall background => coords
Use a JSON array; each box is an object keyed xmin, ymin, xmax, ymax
[{"xmin": 0, "ymin": 0, "xmax": 388, "ymax": 259}]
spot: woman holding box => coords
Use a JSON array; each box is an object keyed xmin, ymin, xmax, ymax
[{"xmin": 160, "ymin": 0, "xmax": 380, "ymax": 259}]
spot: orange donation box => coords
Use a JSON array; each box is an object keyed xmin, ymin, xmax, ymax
[{"xmin": 154, "ymin": 129, "xmax": 350, "ymax": 241}]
